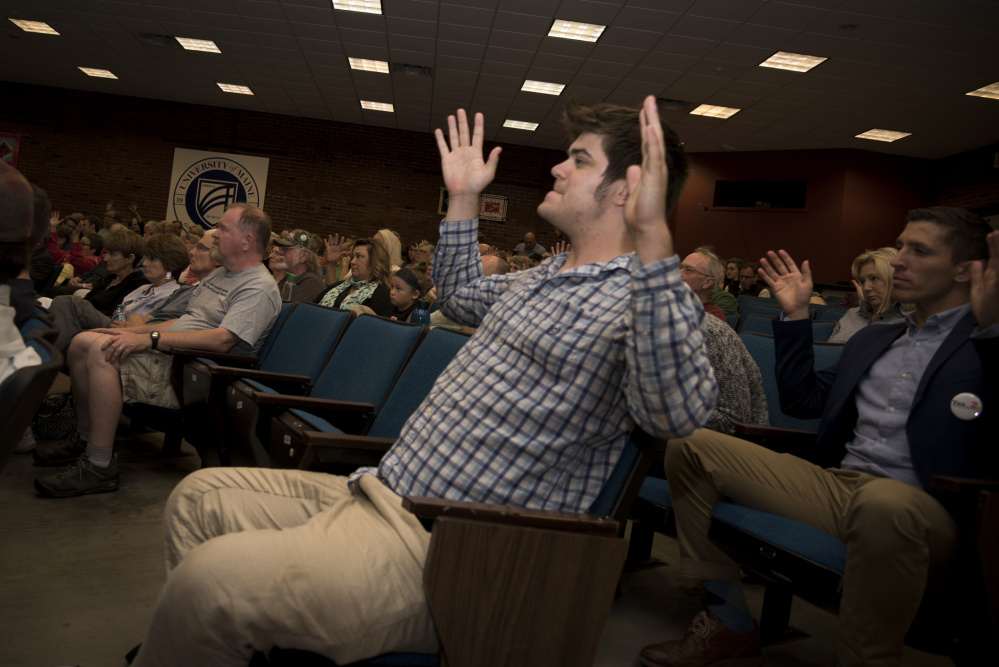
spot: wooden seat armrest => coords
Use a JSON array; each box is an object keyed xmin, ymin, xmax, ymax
[
  {"xmin": 932, "ymin": 476, "xmax": 999, "ymax": 493},
  {"xmin": 402, "ymin": 496, "xmax": 619, "ymax": 535},
  {"xmin": 173, "ymin": 347, "xmax": 259, "ymax": 367},
  {"xmin": 301, "ymin": 431, "xmax": 396, "ymax": 452},
  {"xmin": 248, "ymin": 391, "xmax": 374, "ymax": 413},
  {"xmin": 207, "ymin": 367, "xmax": 310, "ymax": 386}
]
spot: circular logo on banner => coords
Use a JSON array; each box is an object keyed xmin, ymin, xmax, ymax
[{"xmin": 172, "ymin": 157, "xmax": 261, "ymax": 230}]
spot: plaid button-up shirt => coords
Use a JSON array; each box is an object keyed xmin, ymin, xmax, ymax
[{"xmin": 351, "ymin": 218, "xmax": 716, "ymax": 513}]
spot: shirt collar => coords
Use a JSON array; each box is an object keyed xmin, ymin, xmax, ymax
[{"xmin": 905, "ymin": 302, "xmax": 970, "ymax": 336}]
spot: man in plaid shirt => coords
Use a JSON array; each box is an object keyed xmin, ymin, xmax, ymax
[{"xmin": 129, "ymin": 96, "xmax": 716, "ymax": 667}]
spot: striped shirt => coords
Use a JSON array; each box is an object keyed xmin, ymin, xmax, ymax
[{"xmin": 351, "ymin": 218, "xmax": 716, "ymax": 513}]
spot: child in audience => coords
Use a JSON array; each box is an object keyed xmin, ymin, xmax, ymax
[{"xmin": 388, "ymin": 266, "xmax": 421, "ymax": 322}]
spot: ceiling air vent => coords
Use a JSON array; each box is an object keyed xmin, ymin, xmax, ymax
[
  {"xmin": 138, "ymin": 33, "xmax": 181, "ymax": 48},
  {"xmin": 392, "ymin": 63, "xmax": 433, "ymax": 79},
  {"xmin": 657, "ymin": 98, "xmax": 693, "ymax": 112}
]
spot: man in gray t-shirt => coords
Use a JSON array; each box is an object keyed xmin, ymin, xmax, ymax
[{"xmin": 34, "ymin": 204, "xmax": 281, "ymax": 498}]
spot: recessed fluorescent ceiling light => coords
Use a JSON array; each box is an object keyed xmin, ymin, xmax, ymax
[
  {"xmin": 759, "ymin": 51, "xmax": 827, "ymax": 73},
  {"xmin": 966, "ymin": 82, "xmax": 999, "ymax": 100},
  {"xmin": 361, "ymin": 101, "xmax": 394, "ymax": 112},
  {"xmin": 521, "ymin": 80, "xmax": 565, "ymax": 96},
  {"xmin": 79, "ymin": 68, "xmax": 117, "ymax": 79},
  {"xmin": 690, "ymin": 104, "xmax": 740, "ymax": 119},
  {"xmin": 176, "ymin": 37, "xmax": 221, "ymax": 53},
  {"xmin": 855, "ymin": 129, "xmax": 911, "ymax": 142},
  {"xmin": 503, "ymin": 120, "xmax": 539, "ymax": 131},
  {"xmin": 548, "ymin": 19, "xmax": 605, "ymax": 43},
  {"xmin": 217, "ymin": 83, "xmax": 253, "ymax": 95},
  {"xmin": 333, "ymin": 0, "xmax": 382, "ymax": 15},
  {"xmin": 9, "ymin": 19, "xmax": 59, "ymax": 34},
  {"xmin": 349, "ymin": 58, "xmax": 390, "ymax": 74}
]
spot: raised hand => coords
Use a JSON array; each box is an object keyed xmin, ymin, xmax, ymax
[
  {"xmin": 434, "ymin": 109, "xmax": 502, "ymax": 220},
  {"xmin": 851, "ymin": 278, "xmax": 865, "ymax": 304},
  {"xmin": 551, "ymin": 240, "xmax": 570, "ymax": 255},
  {"xmin": 969, "ymin": 230, "xmax": 999, "ymax": 329},
  {"xmin": 106, "ymin": 200, "xmax": 114, "ymax": 212},
  {"xmin": 623, "ymin": 96, "xmax": 673, "ymax": 263},
  {"xmin": 50, "ymin": 211, "xmax": 60, "ymax": 227},
  {"xmin": 128, "ymin": 202, "xmax": 139, "ymax": 214},
  {"xmin": 324, "ymin": 233, "xmax": 344, "ymax": 264},
  {"xmin": 759, "ymin": 250, "xmax": 813, "ymax": 320}
]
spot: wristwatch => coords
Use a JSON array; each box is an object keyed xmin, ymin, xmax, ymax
[{"xmin": 150, "ymin": 331, "xmax": 160, "ymax": 351}]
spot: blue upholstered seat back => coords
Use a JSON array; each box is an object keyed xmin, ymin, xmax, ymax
[
  {"xmin": 811, "ymin": 320, "xmax": 836, "ymax": 342},
  {"xmin": 739, "ymin": 332, "xmax": 841, "ymax": 432},
  {"xmin": 310, "ymin": 315, "xmax": 423, "ymax": 409},
  {"xmin": 739, "ymin": 313, "xmax": 775, "ymax": 336},
  {"xmin": 637, "ymin": 477, "xmax": 672, "ymax": 510},
  {"xmin": 739, "ymin": 302, "xmax": 782, "ymax": 322},
  {"xmin": 588, "ymin": 434, "xmax": 642, "ymax": 517},
  {"xmin": 255, "ymin": 301, "xmax": 295, "ymax": 363},
  {"xmin": 368, "ymin": 328, "xmax": 469, "ymax": 439},
  {"xmin": 259, "ymin": 304, "xmax": 351, "ymax": 382}
]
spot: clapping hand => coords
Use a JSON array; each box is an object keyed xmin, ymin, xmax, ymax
[
  {"xmin": 970, "ymin": 230, "xmax": 999, "ymax": 329},
  {"xmin": 622, "ymin": 96, "xmax": 674, "ymax": 263},
  {"xmin": 759, "ymin": 250, "xmax": 813, "ymax": 320}
]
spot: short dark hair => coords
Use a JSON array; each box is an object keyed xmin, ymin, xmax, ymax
[
  {"xmin": 55, "ymin": 225, "xmax": 72, "ymax": 246},
  {"xmin": 905, "ymin": 207, "xmax": 990, "ymax": 265},
  {"xmin": 83, "ymin": 232, "xmax": 103, "ymax": 254},
  {"xmin": 227, "ymin": 203, "xmax": 272, "ymax": 254},
  {"xmin": 562, "ymin": 98, "xmax": 690, "ymax": 215},
  {"xmin": 103, "ymin": 229, "xmax": 145, "ymax": 268},
  {"xmin": 145, "ymin": 233, "xmax": 192, "ymax": 276}
]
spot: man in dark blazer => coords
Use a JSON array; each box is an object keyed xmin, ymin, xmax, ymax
[{"xmin": 640, "ymin": 207, "xmax": 997, "ymax": 667}]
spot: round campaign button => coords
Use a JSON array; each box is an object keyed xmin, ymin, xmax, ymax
[{"xmin": 950, "ymin": 393, "xmax": 982, "ymax": 421}]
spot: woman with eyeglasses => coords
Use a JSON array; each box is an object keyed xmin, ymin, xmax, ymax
[
  {"xmin": 49, "ymin": 231, "xmax": 190, "ymax": 352},
  {"xmin": 46, "ymin": 221, "xmax": 104, "ymax": 277},
  {"xmin": 178, "ymin": 237, "xmax": 222, "ymax": 286},
  {"xmin": 314, "ymin": 238, "xmax": 394, "ymax": 317}
]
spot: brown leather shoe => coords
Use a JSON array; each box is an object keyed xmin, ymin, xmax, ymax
[{"xmin": 639, "ymin": 610, "xmax": 763, "ymax": 667}]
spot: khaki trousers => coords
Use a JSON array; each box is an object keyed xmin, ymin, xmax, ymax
[
  {"xmin": 666, "ymin": 429, "xmax": 958, "ymax": 667},
  {"xmin": 131, "ymin": 468, "xmax": 436, "ymax": 667}
]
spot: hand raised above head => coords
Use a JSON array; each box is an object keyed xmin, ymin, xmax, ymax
[
  {"xmin": 970, "ymin": 230, "xmax": 999, "ymax": 329},
  {"xmin": 759, "ymin": 250, "xmax": 813, "ymax": 320},
  {"xmin": 434, "ymin": 109, "xmax": 502, "ymax": 220},
  {"xmin": 106, "ymin": 200, "xmax": 114, "ymax": 211},
  {"xmin": 324, "ymin": 233, "xmax": 344, "ymax": 263}
]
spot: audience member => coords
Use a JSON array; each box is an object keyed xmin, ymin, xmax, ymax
[
  {"xmin": 29, "ymin": 230, "xmax": 56, "ymax": 293},
  {"xmin": 72, "ymin": 229, "xmax": 149, "ymax": 316},
  {"xmin": 272, "ymin": 229, "xmax": 325, "ymax": 302},
  {"xmin": 123, "ymin": 96, "xmax": 715, "ymax": 667},
  {"xmin": 509, "ymin": 255, "xmax": 531, "ymax": 272},
  {"xmin": 374, "ymin": 228, "xmax": 403, "ymax": 273},
  {"xmin": 7, "ymin": 183, "xmax": 52, "ymax": 329},
  {"xmin": 177, "ymin": 237, "xmax": 219, "ymax": 286},
  {"xmin": 679, "ymin": 250, "xmax": 727, "ymax": 321},
  {"xmin": 33, "ymin": 204, "xmax": 282, "ymax": 497},
  {"xmin": 640, "ymin": 207, "xmax": 997, "ymax": 667},
  {"xmin": 693, "ymin": 247, "xmax": 737, "ymax": 315},
  {"xmin": 315, "ymin": 238, "xmax": 393, "ymax": 316},
  {"xmin": 323, "ymin": 234, "xmax": 354, "ymax": 285},
  {"xmin": 48, "ymin": 234, "xmax": 190, "ymax": 352},
  {"xmin": 827, "ymin": 247, "xmax": 909, "ymax": 344},
  {"xmin": 143, "ymin": 221, "xmax": 165, "ymax": 239},
  {"xmin": 513, "ymin": 231, "xmax": 545, "ymax": 256},
  {"xmin": 0, "ymin": 162, "xmax": 41, "ymax": 383},
  {"xmin": 724, "ymin": 257, "xmax": 742, "ymax": 294},
  {"xmin": 736, "ymin": 261, "xmax": 764, "ymax": 298},
  {"xmin": 701, "ymin": 314, "xmax": 768, "ymax": 433},
  {"xmin": 47, "ymin": 221, "xmax": 103, "ymax": 276},
  {"xmin": 388, "ymin": 266, "xmax": 423, "ymax": 322}
]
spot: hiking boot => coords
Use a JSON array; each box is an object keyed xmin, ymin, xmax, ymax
[
  {"xmin": 32, "ymin": 432, "xmax": 86, "ymax": 467},
  {"xmin": 14, "ymin": 427, "xmax": 36, "ymax": 454},
  {"xmin": 34, "ymin": 455, "xmax": 120, "ymax": 498},
  {"xmin": 639, "ymin": 610, "xmax": 763, "ymax": 667}
]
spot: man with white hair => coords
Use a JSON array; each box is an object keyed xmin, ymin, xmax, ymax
[{"xmin": 271, "ymin": 228, "xmax": 325, "ymax": 302}]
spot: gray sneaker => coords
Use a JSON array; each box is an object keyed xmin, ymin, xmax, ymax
[
  {"xmin": 32, "ymin": 432, "xmax": 86, "ymax": 467},
  {"xmin": 14, "ymin": 427, "xmax": 36, "ymax": 454},
  {"xmin": 34, "ymin": 455, "xmax": 120, "ymax": 498}
]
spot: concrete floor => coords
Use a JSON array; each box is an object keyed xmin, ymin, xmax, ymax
[{"xmin": 0, "ymin": 420, "xmax": 953, "ymax": 667}]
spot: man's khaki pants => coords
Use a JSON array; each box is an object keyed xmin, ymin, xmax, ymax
[
  {"xmin": 131, "ymin": 468, "xmax": 436, "ymax": 667},
  {"xmin": 666, "ymin": 429, "xmax": 958, "ymax": 667}
]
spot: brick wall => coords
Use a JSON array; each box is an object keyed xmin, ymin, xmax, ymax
[{"xmin": 3, "ymin": 82, "xmax": 566, "ymax": 251}]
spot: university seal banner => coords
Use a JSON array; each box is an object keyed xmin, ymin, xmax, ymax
[{"xmin": 168, "ymin": 149, "xmax": 269, "ymax": 230}]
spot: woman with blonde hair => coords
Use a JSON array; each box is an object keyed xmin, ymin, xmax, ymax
[
  {"xmin": 374, "ymin": 228, "xmax": 403, "ymax": 273},
  {"xmin": 314, "ymin": 238, "xmax": 393, "ymax": 316},
  {"xmin": 827, "ymin": 247, "xmax": 909, "ymax": 344}
]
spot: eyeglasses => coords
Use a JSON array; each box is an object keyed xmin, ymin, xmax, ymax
[
  {"xmin": 80, "ymin": 242, "xmax": 92, "ymax": 248},
  {"xmin": 679, "ymin": 265, "xmax": 711, "ymax": 278}
]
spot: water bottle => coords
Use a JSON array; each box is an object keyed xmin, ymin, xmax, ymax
[
  {"xmin": 281, "ymin": 273, "xmax": 296, "ymax": 301},
  {"xmin": 113, "ymin": 304, "xmax": 127, "ymax": 323},
  {"xmin": 411, "ymin": 299, "xmax": 430, "ymax": 325}
]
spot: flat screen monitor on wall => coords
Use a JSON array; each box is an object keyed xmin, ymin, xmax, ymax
[{"xmin": 713, "ymin": 180, "xmax": 808, "ymax": 209}]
